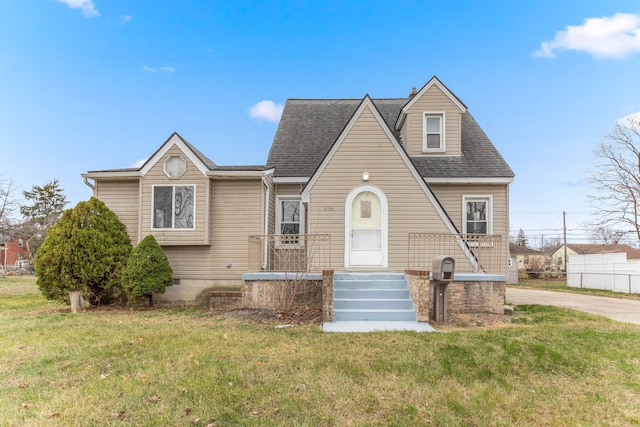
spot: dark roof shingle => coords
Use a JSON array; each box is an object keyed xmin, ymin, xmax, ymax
[{"xmin": 266, "ymin": 98, "xmax": 514, "ymax": 179}]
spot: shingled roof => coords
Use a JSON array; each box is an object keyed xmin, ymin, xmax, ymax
[
  {"xmin": 266, "ymin": 98, "xmax": 514, "ymax": 179},
  {"xmin": 86, "ymin": 132, "xmax": 269, "ymax": 175},
  {"xmin": 566, "ymin": 243, "xmax": 640, "ymax": 259},
  {"xmin": 509, "ymin": 243, "xmax": 544, "ymax": 255}
]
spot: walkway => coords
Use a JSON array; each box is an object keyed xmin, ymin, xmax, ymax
[{"xmin": 506, "ymin": 287, "xmax": 640, "ymax": 325}]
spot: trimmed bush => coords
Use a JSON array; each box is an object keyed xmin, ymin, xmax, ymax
[
  {"xmin": 35, "ymin": 197, "xmax": 132, "ymax": 305},
  {"xmin": 122, "ymin": 235, "xmax": 172, "ymax": 306}
]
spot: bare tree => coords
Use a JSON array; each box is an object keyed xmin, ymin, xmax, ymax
[
  {"xmin": 590, "ymin": 114, "xmax": 640, "ymax": 241},
  {"xmin": 589, "ymin": 225, "xmax": 629, "ymax": 245},
  {"xmin": 540, "ymin": 237, "xmax": 562, "ymax": 255},
  {"xmin": 0, "ymin": 176, "xmax": 18, "ymax": 237}
]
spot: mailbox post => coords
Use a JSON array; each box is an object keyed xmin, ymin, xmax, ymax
[{"xmin": 432, "ymin": 256, "xmax": 455, "ymax": 323}]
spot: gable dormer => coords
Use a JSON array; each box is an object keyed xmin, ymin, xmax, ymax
[
  {"xmin": 395, "ymin": 76, "xmax": 467, "ymax": 156},
  {"xmin": 137, "ymin": 133, "xmax": 215, "ymax": 246}
]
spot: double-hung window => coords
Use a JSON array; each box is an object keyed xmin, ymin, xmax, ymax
[
  {"xmin": 463, "ymin": 196, "xmax": 492, "ymax": 235},
  {"xmin": 276, "ymin": 196, "xmax": 304, "ymax": 244},
  {"xmin": 152, "ymin": 184, "xmax": 196, "ymax": 230},
  {"xmin": 423, "ymin": 112, "xmax": 445, "ymax": 152}
]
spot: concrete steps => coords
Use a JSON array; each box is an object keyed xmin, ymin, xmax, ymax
[{"xmin": 332, "ymin": 273, "xmax": 417, "ymax": 322}]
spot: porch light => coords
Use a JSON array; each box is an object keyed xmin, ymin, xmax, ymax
[{"xmin": 362, "ymin": 171, "xmax": 369, "ymax": 181}]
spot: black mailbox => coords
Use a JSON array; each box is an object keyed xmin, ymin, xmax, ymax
[{"xmin": 432, "ymin": 256, "xmax": 455, "ymax": 282}]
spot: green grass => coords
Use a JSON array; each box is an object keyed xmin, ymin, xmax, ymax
[{"xmin": 2, "ymin": 276, "xmax": 640, "ymax": 426}]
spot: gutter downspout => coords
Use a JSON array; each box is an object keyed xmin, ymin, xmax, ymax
[{"xmin": 82, "ymin": 175, "xmax": 95, "ymax": 190}]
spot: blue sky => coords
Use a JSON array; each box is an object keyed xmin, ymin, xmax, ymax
[{"xmin": 2, "ymin": 0, "xmax": 640, "ymax": 247}]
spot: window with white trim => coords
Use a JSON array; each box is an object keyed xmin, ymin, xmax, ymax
[
  {"xmin": 152, "ymin": 184, "xmax": 195, "ymax": 229},
  {"xmin": 423, "ymin": 112, "xmax": 445, "ymax": 152},
  {"xmin": 463, "ymin": 196, "xmax": 491, "ymax": 234},
  {"xmin": 276, "ymin": 196, "xmax": 304, "ymax": 243}
]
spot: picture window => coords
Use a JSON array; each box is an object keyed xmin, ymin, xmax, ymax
[{"xmin": 152, "ymin": 185, "xmax": 195, "ymax": 229}]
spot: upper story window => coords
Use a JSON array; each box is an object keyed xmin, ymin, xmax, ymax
[
  {"xmin": 164, "ymin": 156, "xmax": 186, "ymax": 179},
  {"xmin": 423, "ymin": 112, "xmax": 445, "ymax": 152},
  {"xmin": 463, "ymin": 195, "xmax": 492, "ymax": 235},
  {"xmin": 276, "ymin": 196, "xmax": 305, "ymax": 243},
  {"xmin": 153, "ymin": 184, "xmax": 195, "ymax": 229}
]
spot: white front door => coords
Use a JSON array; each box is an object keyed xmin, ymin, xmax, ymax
[{"xmin": 346, "ymin": 186, "xmax": 387, "ymax": 267}]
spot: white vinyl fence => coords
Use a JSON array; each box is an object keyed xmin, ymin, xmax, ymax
[{"xmin": 567, "ymin": 253, "xmax": 640, "ymax": 294}]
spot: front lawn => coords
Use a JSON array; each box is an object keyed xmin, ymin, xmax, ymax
[{"xmin": 2, "ymin": 276, "xmax": 640, "ymax": 426}]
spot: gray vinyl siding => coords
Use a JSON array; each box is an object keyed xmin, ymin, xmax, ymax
[
  {"xmin": 94, "ymin": 180, "xmax": 140, "ymax": 244},
  {"xmin": 403, "ymin": 84, "xmax": 463, "ymax": 156},
  {"xmin": 307, "ymin": 105, "xmax": 452, "ymax": 270}
]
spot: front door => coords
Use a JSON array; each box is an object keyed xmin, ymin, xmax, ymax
[{"xmin": 346, "ymin": 187, "xmax": 387, "ymax": 267}]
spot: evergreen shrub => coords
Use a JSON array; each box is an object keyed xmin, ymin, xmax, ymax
[
  {"xmin": 122, "ymin": 234, "xmax": 172, "ymax": 306},
  {"xmin": 35, "ymin": 197, "xmax": 132, "ymax": 305}
]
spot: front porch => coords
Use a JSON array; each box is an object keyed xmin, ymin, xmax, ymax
[
  {"xmin": 247, "ymin": 232, "xmax": 507, "ymax": 275},
  {"xmin": 237, "ymin": 233, "xmax": 507, "ymax": 331}
]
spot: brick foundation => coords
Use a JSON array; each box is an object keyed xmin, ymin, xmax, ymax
[
  {"xmin": 445, "ymin": 281, "xmax": 505, "ymax": 314},
  {"xmin": 405, "ymin": 270, "xmax": 430, "ymax": 321},
  {"xmin": 209, "ymin": 291, "xmax": 244, "ymax": 311},
  {"xmin": 405, "ymin": 270, "xmax": 506, "ymax": 321},
  {"xmin": 240, "ymin": 271, "xmax": 505, "ymax": 321},
  {"xmin": 241, "ymin": 278, "xmax": 322, "ymax": 311},
  {"xmin": 322, "ymin": 270, "xmax": 334, "ymax": 322}
]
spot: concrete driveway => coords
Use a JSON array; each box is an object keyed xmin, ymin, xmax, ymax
[{"xmin": 506, "ymin": 287, "xmax": 640, "ymax": 325}]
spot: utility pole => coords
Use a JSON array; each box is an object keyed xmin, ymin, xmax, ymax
[{"xmin": 563, "ymin": 211, "xmax": 567, "ymax": 271}]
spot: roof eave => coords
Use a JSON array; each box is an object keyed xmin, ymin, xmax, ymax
[
  {"xmin": 424, "ymin": 177, "xmax": 514, "ymax": 184},
  {"xmin": 206, "ymin": 168, "xmax": 274, "ymax": 179},
  {"xmin": 81, "ymin": 171, "xmax": 141, "ymax": 180}
]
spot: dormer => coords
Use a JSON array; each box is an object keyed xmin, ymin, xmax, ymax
[{"xmin": 395, "ymin": 76, "xmax": 467, "ymax": 156}]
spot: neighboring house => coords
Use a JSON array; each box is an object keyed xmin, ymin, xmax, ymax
[
  {"xmin": 509, "ymin": 243, "xmax": 545, "ymax": 272},
  {"xmin": 82, "ymin": 76, "xmax": 514, "ymax": 308},
  {"xmin": 0, "ymin": 236, "xmax": 29, "ymax": 269},
  {"xmin": 551, "ymin": 243, "xmax": 640, "ymax": 270}
]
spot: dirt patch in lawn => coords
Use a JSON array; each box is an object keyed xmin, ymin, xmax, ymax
[
  {"xmin": 221, "ymin": 307, "xmax": 513, "ymax": 330},
  {"xmin": 434, "ymin": 312, "xmax": 514, "ymax": 330},
  {"xmin": 223, "ymin": 306, "xmax": 323, "ymax": 325},
  {"xmin": 43, "ymin": 302, "xmax": 512, "ymax": 330}
]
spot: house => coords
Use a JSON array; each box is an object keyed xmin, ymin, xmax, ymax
[
  {"xmin": 82, "ymin": 76, "xmax": 514, "ymax": 322},
  {"xmin": 509, "ymin": 243, "xmax": 546, "ymax": 272},
  {"xmin": 0, "ymin": 236, "xmax": 30, "ymax": 272},
  {"xmin": 551, "ymin": 243, "xmax": 640, "ymax": 270}
]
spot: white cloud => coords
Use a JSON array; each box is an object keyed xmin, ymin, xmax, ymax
[
  {"xmin": 249, "ymin": 100, "xmax": 284, "ymax": 122},
  {"xmin": 56, "ymin": 0, "xmax": 99, "ymax": 18},
  {"xmin": 133, "ymin": 158, "xmax": 148, "ymax": 168},
  {"xmin": 616, "ymin": 111, "xmax": 640, "ymax": 129},
  {"xmin": 119, "ymin": 15, "xmax": 132, "ymax": 23},
  {"xmin": 160, "ymin": 66, "xmax": 176, "ymax": 72},
  {"xmin": 534, "ymin": 13, "xmax": 640, "ymax": 59},
  {"xmin": 142, "ymin": 66, "xmax": 158, "ymax": 72}
]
